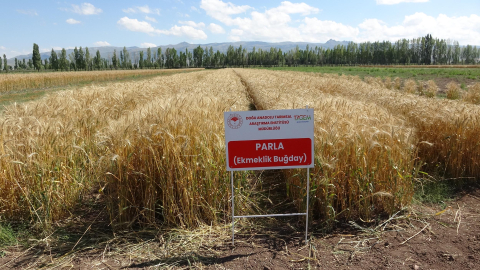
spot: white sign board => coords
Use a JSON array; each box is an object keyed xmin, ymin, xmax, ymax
[{"xmin": 224, "ymin": 108, "xmax": 314, "ymax": 171}]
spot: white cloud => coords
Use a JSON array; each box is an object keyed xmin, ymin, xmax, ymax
[
  {"xmin": 357, "ymin": 13, "xmax": 480, "ymax": 45},
  {"xmin": 66, "ymin": 18, "xmax": 81, "ymax": 24},
  {"xmin": 176, "ymin": 12, "xmax": 190, "ymax": 18},
  {"xmin": 17, "ymin": 9, "xmax": 38, "ymax": 16},
  {"xmin": 202, "ymin": 0, "xmax": 321, "ymax": 42},
  {"xmin": 94, "ymin": 41, "xmax": 111, "ymax": 46},
  {"xmin": 201, "ymin": 0, "xmax": 480, "ymax": 45},
  {"xmin": 208, "ymin": 23, "xmax": 225, "ymax": 34},
  {"xmin": 52, "ymin": 47, "xmax": 63, "ymax": 51},
  {"xmin": 301, "ymin": 17, "xmax": 359, "ymax": 41},
  {"xmin": 40, "ymin": 49, "xmax": 51, "ymax": 53},
  {"xmin": 140, "ymin": 42, "xmax": 157, "ymax": 48},
  {"xmin": 71, "ymin": 3, "xmax": 102, "ymax": 15},
  {"xmin": 117, "ymin": 17, "xmax": 208, "ymax": 40},
  {"xmin": 377, "ymin": 0, "xmax": 428, "ymax": 4},
  {"xmin": 145, "ymin": 15, "xmax": 157, "ymax": 23},
  {"xmin": 200, "ymin": 0, "xmax": 252, "ymax": 26},
  {"xmin": 179, "ymin": 20, "xmax": 205, "ymax": 28},
  {"xmin": 157, "ymin": 25, "xmax": 208, "ymax": 40},
  {"xmin": 270, "ymin": 1, "xmax": 320, "ymax": 16},
  {"xmin": 123, "ymin": 5, "xmax": 160, "ymax": 15},
  {"xmin": 117, "ymin": 17, "xmax": 156, "ymax": 34},
  {"xmin": 191, "ymin": 6, "xmax": 199, "ymax": 12},
  {"xmin": 0, "ymin": 46, "xmax": 6, "ymax": 50}
]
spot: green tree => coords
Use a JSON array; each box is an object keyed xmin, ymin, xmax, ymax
[
  {"xmin": 123, "ymin": 46, "xmax": 130, "ymax": 68},
  {"xmin": 3, "ymin": 54, "xmax": 7, "ymax": 72},
  {"xmin": 95, "ymin": 50, "xmax": 101, "ymax": 70},
  {"xmin": 59, "ymin": 48, "xmax": 68, "ymax": 71},
  {"xmin": 120, "ymin": 51, "xmax": 124, "ymax": 68},
  {"xmin": 78, "ymin": 47, "xmax": 85, "ymax": 70},
  {"xmin": 422, "ymin": 34, "xmax": 434, "ymax": 65},
  {"xmin": 164, "ymin": 48, "xmax": 178, "ymax": 68},
  {"xmin": 146, "ymin": 47, "xmax": 152, "ymax": 68},
  {"xmin": 0, "ymin": 54, "xmax": 3, "ymax": 71},
  {"xmin": 209, "ymin": 46, "xmax": 214, "ymax": 66},
  {"xmin": 32, "ymin": 43, "xmax": 41, "ymax": 71},
  {"xmin": 139, "ymin": 51, "xmax": 144, "ymax": 69},
  {"xmin": 157, "ymin": 48, "xmax": 163, "ymax": 68},
  {"xmin": 112, "ymin": 49, "xmax": 118, "ymax": 69},
  {"xmin": 187, "ymin": 49, "xmax": 192, "ymax": 67},
  {"xmin": 85, "ymin": 47, "xmax": 91, "ymax": 70},
  {"xmin": 193, "ymin": 46, "xmax": 204, "ymax": 67},
  {"xmin": 73, "ymin": 47, "xmax": 79, "ymax": 70},
  {"xmin": 179, "ymin": 51, "xmax": 186, "ymax": 67},
  {"xmin": 14, "ymin": 58, "xmax": 18, "ymax": 70},
  {"xmin": 50, "ymin": 49, "xmax": 58, "ymax": 71}
]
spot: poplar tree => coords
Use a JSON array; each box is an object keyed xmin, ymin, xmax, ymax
[
  {"xmin": 123, "ymin": 46, "xmax": 129, "ymax": 68},
  {"xmin": 95, "ymin": 50, "xmax": 101, "ymax": 70},
  {"xmin": 73, "ymin": 47, "xmax": 78, "ymax": 70},
  {"xmin": 85, "ymin": 47, "xmax": 91, "ymax": 70},
  {"xmin": 78, "ymin": 47, "xmax": 85, "ymax": 70},
  {"xmin": 146, "ymin": 48, "xmax": 152, "ymax": 68},
  {"xmin": 139, "ymin": 51, "xmax": 144, "ymax": 69},
  {"xmin": 112, "ymin": 49, "xmax": 118, "ymax": 69},
  {"xmin": 193, "ymin": 46, "xmax": 203, "ymax": 67},
  {"xmin": 157, "ymin": 48, "xmax": 163, "ymax": 68},
  {"xmin": 32, "ymin": 43, "xmax": 41, "ymax": 71},
  {"xmin": 3, "ymin": 54, "xmax": 7, "ymax": 72},
  {"xmin": 60, "ymin": 48, "xmax": 67, "ymax": 71},
  {"xmin": 50, "ymin": 49, "xmax": 58, "ymax": 71},
  {"xmin": 120, "ymin": 51, "xmax": 124, "ymax": 68}
]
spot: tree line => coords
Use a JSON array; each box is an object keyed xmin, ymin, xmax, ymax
[{"xmin": 2, "ymin": 34, "xmax": 479, "ymax": 72}]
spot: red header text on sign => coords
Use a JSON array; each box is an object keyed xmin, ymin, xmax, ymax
[{"xmin": 224, "ymin": 109, "xmax": 314, "ymax": 171}]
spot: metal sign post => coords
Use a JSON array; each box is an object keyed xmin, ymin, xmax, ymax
[
  {"xmin": 224, "ymin": 107, "xmax": 314, "ymax": 245},
  {"xmin": 230, "ymin": 168, "xmax": 310, "ymax": 244}
]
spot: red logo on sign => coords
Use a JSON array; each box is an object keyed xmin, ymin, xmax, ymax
[{"xmin": 227, "ymin": 113, "xmax": 243, "ymax": 129}]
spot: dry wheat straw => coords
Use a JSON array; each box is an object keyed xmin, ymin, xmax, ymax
[
  {"xmin": 235, "ymin": 69, "xmax": 480, "ymax": 223},
  {"xmin": 0, "ymin": 69, "xmax": 198, "ymax": 93},
  {"xmin": 462, "ymin": 83, "xmax": 480, "ymax": 105},
  {"xmin": 425, "ymin": 80, "xmax": 438, "ymax": 98},
  {"xmin": 234, "ymin": 69, "xmax": 416, "ymax": 222},
  {"xmin": 403, "ymin": 79, "xmax": 417, "ymax": 94},
  {"xmin": 0, "ymin": 70, "xmax": 252, "ymax": 228},
  {"xmin": 2, "ymin": 68, "xmax": 479, "ymax": 230},
  {"xmin": 446, "ymin": 82, "xmax": 461, "ymax": 100}
]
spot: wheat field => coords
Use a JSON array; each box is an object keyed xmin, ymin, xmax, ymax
[
  {"xmin": 0, "ymin": 69, "xmax": 199, "ymax": 93},
  {"xmin": 1, "ymin": 68, "xmax": 479, "ymax": 230}
]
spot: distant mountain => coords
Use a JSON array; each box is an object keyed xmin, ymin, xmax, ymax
[{"xmin": 7, "ymin": 40, "xmax": 351, "ymax": 65}]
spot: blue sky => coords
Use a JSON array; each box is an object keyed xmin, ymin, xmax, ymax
[{"xmin": 2, "ymin": 0, "xmax": 479, "ymax": 58}]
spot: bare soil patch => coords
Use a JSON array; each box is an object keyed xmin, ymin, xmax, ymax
[
  {"xmin": 433, "ymin": 77, "xmax": 478, "ymax": 94},
  {"xmin": 1, "ymin": 187, "xmax": 479, "ymax": 269}
]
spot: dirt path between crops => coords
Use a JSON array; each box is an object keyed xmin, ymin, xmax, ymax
[{"xmin": 1, "ymin": 189, "xmax": 479, "ymax": 269}]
